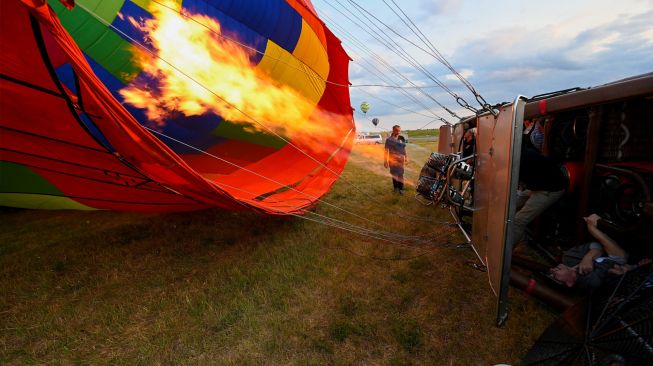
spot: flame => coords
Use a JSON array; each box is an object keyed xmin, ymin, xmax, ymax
[{"xmin": 120, "ymin": 2, "xmax": 347, "ymax": 153}]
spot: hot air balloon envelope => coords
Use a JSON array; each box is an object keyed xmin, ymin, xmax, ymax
[
  {"xmin": 360, "ymin": 101, "xmax": 370, "ymax": 114},
  {"xmin": 0, "ymin": 0, "xmax": 353, "ymax": 214}
]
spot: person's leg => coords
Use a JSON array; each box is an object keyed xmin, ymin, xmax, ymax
[
  {"xmin": 390, "ymin": 165, "xmax": 400, "ymax": 192},
  {"xmin": 512, "ymin": 190, "xmax": 565, "ymax": 249},
  {"xmin": 394, "ymin": 165, "xmax": 405, "ymax": 193},
  {"xmin": 515, "ymin": 189, "xmax": 531, "ymax": 211}
]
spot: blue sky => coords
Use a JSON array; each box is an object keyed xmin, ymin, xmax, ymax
[{"xmin": 311, "ymin": 0, "xmax": 653, "ymax": 131}]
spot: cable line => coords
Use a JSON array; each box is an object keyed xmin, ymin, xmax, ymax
[
  {"xmin": 147, "ymin": 126, "xmax": 457, "ymax": 246},
  {"xmin": 77, "ymin": 1, "xmax": 451, "ymax": 234},
  {"xmin": 381, "ymin": 0, "xmax": 488, "ymax": 113},
  {"xmin": 320, "ymin": 12, "xmax": 446, "ymax": 120},
  {"xmin": 336, "ymin": 0, "xmax": 465, "ymax": 118},
  {"xmin": 345, "ymin": 0, "xmax": 494, "ymax": 113},
  {"xmin": 327, "ymin": 0, "xmax": 460, "ymax": 121}
]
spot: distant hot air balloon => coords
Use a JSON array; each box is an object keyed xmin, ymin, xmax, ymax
[
  {"xmin": 360, "ymin": 101, "xmax": 370, "ymax": 114},
  {"xmin": 372, "ymin": 118, "xmax": 379, "ymax": 126},
  {"xmin": 0, "ymin": 0, "xmax": 353, "ymax": 214}
]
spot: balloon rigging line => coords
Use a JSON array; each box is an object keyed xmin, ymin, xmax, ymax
[
  {"xmin": 78, "ymin": 2, "xmax": 455, "ymax": 233},
  {"xmin": 351, "ymin": 84, "xmax": 459, "ymax": 89},
  {"xmin": 147, "ymin": 0, "xmax": 350, "ymax": 89},
  {"xmin": 320, "ymin": 12, "xmax": 447, "ymax": 121},
  {"xmin": 144, "ymin": 126, "xmax": 450, "ymax": 244},
  {"xmin": 318, "ymin": 21, "xmax": 447, "ymax": 130},
  {"xmin": 147, "ymin": 128, "xmax": 459, "ymax": 247},
  {"xmin": 212, "ymin": 178, "xmax": 456, "ymax": 248},
  {"xmin": 322, "ymin": 2, "xmax": 439, "ymax": 96},
  {"xmin": 78, "ymin": 2, "xmax": 386, "ymax": 211},
  {"xmin": 415, "ymin": 119, "xmax": 438, "ymax": 131},
  {"xmin": 210, "ymin": 179, "xmax": 460, "ymax": 248},
  {"xmin": 356, "ymin": 88, "xmax": 440, "ymax": 119},
  {"xmin": 323, "ymin": 10, "xmax": 436, "ymax": 116},
  {"xmin": 332, "ymin": 0, "xmax": 464, "ymax": 120},
  {"xmin": 149, "ymin": 0, "xmax": 469, "ymax": 123},
  {"xmin": 205, "ymin": 171, "xmax": 456, "ymax": 252},
  {"xmin": 319, "ymin": 10, "xmax": 444, "ymax": 118},
  {"xmin": 344, "ymin": 0, "xmax": 492, "ymax": 112},
  {"xmin": 146, "ymin": 0, "xmax": 454, "ymax": 94},
  {"xmin": 326, "ymin": 0, "xmax": 459, "ymax": 119},
  {"xmin": 337, "ymin": 0, "xmax": 463, "ymax": 119},
  {"xmin": 590, "ymin": 272, "xmax": 653, "ymax": 338},
  {"xmin": 383, "ymin": 0, "xmax": 455, "ymax": 68},
  {"xmin": 149, "ymin": 0, "xmax": 480, "ymax": 120},
  {"xmin": 381, "ymin": 0, "xmax": 466, "ymax": 100},
  {"xmin": 142, "ymin": 126, "xmax": 391, "ymax": 233},
  {"xmin": 384, "ymin": 0, "xmax": 492, "ymax": 111},
  {"xmin": 322, "ymin": 1, "xmax": 457, "ymax": 123}
]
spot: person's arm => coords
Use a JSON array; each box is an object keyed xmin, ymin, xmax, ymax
[
  {"xmin": 608, "ymin": 258, "xmax": 652, "ymax": 275},
  {"xmin": 584, "ymin": 214, "xmax": 627, "ymax": 259},
  {"xmin": 578, "ymin": 247, "xmax": 603, "ymax": 275}
]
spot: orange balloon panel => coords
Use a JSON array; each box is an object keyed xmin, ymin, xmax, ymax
[{"xmin": 0, "ymin": 0, "xmax": 353, "ymax": 214}]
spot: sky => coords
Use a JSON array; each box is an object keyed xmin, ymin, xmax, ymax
[{"xmin": 311, "ymin": 0, "xmax": 653, "ymax": 132}]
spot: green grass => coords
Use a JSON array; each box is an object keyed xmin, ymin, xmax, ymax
[
  {"xmin": 378, "ymin": 129, "xmax": 438, "ymax": 140},
  {"xmin": 0, "ymin": 140, "xmax": 554, "ymax": 365},
  {"xmin": 404, "ymin": 129, "xmax": 439, "ymax": 138}
]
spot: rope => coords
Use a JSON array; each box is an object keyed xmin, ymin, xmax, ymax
[
  {"xmin": 150, "ymin": 0, "xmax": 458, "ymax": 94},
  {"xmin": 319, "ymin": 12, "xmax": 445, "ymax": 120},
  {"xmin": 75, "ymin": 4, "xmax": 374, "ymax": 209},
  {"xmin": 146, "ymin": 127, "xmax": 451, "ymax": 244},
  {"xmin": 325, "ymin": 0, "xmax": 458, "ymax": 123},
  {"xmin": 339, "ymin": 0, "xmax": 468, "ymax": 118},
  {"xmin": 386, "ymin": 0, "xmax": 492, "ymax": 114},
  {"xmin": 76, "ymin": 1, "xmax": 455, "ymax": 235},
  {"xmin": 345, "ymin": 0, "xmax": 493, "ymax": 113},
  {"xmin": 331, "ymin": 227, "xmax": 458, "ymax": 261}
]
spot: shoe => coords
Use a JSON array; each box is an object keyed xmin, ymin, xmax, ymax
[{"xmin": 398, "ymin": 189, "xmax": 404, "ymax": 195}]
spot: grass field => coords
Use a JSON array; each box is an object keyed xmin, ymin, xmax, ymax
[
  {"xmin": 404, "ymin": 129, "xmax": 439, "ymax": 138},
  {"xmin": 0, "ymin": 140, "xmax": 555, "ymax": 365},
  {"xmin": 375, "ymin": 129, "xmax": 438, "ymax": 140}
]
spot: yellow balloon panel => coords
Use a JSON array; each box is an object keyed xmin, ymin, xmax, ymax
[
  {"xmin": 130, "ymin": 0, "xmax": 183, "ymax": 12},
  {"xmin": 293, "ymin": 19, "xmax": 330, "ymax": 81},
  {"xmin": 256, "ymin": 39, "xmax": 326, "ymax": 105}
]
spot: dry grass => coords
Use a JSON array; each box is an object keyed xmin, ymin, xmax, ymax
[{"xmin": 0, "ymin": 140, "xmax": 555, "ymax": 365}]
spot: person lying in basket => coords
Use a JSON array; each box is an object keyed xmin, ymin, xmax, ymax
[{"xmin": 548, "ymin": 213, "xmax": 651, "ymax": 290}]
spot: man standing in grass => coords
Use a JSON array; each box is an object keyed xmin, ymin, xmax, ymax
[{"xmin": 384, "ymin": 125, "xmax": 408, "ymax": 194}]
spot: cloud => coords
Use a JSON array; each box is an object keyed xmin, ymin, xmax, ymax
[
  {"xmin": 447, "ymin": 9, "xmax": 653, "ymax": 102},
  {"xmin": 336, "ymin": 2, "xmax": 653, "ymax": 130},
  {"xmin": 445, "ymin": 68, "xmax": 474, "ymax": 81}
]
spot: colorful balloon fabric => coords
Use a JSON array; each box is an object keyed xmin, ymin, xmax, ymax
[
  {"xmin": 0, "ymin": 0, "xmax": 353, "ymax": 214},
  {"xmin": 360, "ymin": 101, "xmax": 370, "ymax": 114}
]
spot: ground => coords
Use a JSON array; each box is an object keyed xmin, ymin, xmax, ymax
[{"xmin": 0, "ymin": 140, "xmax": 555, "ymax": 365}]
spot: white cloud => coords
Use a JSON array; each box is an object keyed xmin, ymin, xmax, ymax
[
  {"xmin": 445, "ymin": 68, "xmax": 474, "ymax": 81},
  {"xmin": 315, "ymin": 0, "xmax": 653, "ymax": 130},
  {"xmin": 566, "ymin": 31, "xmax": 620, "ymax": 60},
  {"xmin": 488, "ymin": 67, "xmax": 546, "ymax": 82}
]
